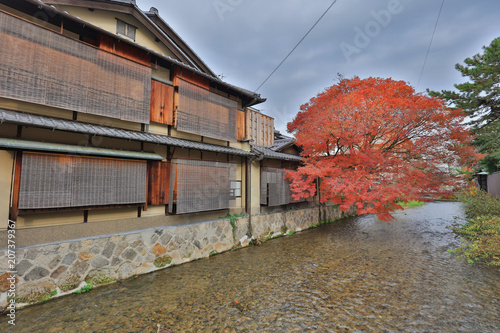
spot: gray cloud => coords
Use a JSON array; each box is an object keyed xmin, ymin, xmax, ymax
[{"xmin": 137, "ymin": 0, "xmax": 500, "ymax": 133}]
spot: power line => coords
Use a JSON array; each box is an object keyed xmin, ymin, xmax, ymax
[
  {"xmin": 417, "ymin": 0, "xmax": 445, "ymax": 90},
  {"xmin": 254, "ymin": 0, "xmax": 339, "ymax": 93}
]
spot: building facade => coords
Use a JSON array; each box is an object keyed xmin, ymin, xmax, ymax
[{"xmin": 0, "ymin": 0, "xmax": 342, "ymax": 307}]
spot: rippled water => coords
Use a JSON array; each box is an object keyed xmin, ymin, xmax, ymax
[{"xmin": 2, "ymin": 202, "xmax": 499, "ymax": 332}]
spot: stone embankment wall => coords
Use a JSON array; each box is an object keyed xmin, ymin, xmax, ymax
[{"xmin": 0, "ymin": 205, "xmax": 351, "ymax": 309}]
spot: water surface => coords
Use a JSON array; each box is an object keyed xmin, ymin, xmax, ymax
[{"xmin": 2, "ymin": 202, "xmax": 499, "ymax": 332}]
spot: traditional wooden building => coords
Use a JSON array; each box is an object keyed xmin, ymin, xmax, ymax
[
  {"xmin": 0, "ymin": 0, "xmax": 309, "ymax": 240},
  {"xmin": 0, "ymin": 0, "xmax": 331, "ymax": 308}
]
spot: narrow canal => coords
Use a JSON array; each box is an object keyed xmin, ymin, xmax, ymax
[{"xmin": 2, "ymin": 202, "xmax": 499, "ymax": 332}]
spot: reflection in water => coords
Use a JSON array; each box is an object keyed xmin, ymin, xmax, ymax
[{"xmin": 2, "ymin": 202, "xmax": 499, "ymax": 332}]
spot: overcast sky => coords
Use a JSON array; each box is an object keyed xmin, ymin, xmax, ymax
[{"xmin": 136, "ymin": 0, "xmax": 500, "ymax": 134}]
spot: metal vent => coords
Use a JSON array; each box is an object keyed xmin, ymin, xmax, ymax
[
  {"xmin": 170, "ymin": 159, "xmax": 236, "ymax": 214},
  {"xmin": 177, "ymin": 79, "xmax": 238, "ymax": 141},
  {"xmin": 0, "ymin": 12, "xmax": 151, "ymax": 123},
  {"xmin": 19, "ymin": 153, "xmax": 146, "ymax": 209}
]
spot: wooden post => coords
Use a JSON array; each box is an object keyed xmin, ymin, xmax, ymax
[{"xmin": 9, "ymin": 151, "xmax": 22, "ymax": 222}]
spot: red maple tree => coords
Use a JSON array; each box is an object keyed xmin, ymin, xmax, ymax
[{"xmin": 287, "ymin": 76, "xmax": 481, "ymax": 221}]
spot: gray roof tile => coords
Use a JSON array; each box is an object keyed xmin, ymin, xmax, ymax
[
  {"xmin": 271, "ymin": 138, "xmax": 295, "ymax": 151},
  {"xmin": 251, "ymin": 145, "xmax": 302, "ymax": 162},
  {"xmin": 0, "ymin": 110, "xmax": 254, "ymax": 157}
]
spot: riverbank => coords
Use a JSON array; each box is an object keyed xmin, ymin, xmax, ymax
[{"xmin": 0, "ymin": 204, "xmax": 355, "ymax": 311}]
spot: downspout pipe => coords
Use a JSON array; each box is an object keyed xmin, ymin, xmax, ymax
[{"xmin": 245, "ymin": 150, "xmax": 264, "ymax": 238}]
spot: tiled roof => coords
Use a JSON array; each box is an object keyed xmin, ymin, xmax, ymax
[
  {"xmin": 251, "ymin": 145, "xmax": 302, "ymax": 162},
  {"xmin": 0, "ymin": 110, "xmax": 254, "ymax": 157},
  {"xmin": 271, "ymin": 138, "xmax": 295, "ymax": 152}
]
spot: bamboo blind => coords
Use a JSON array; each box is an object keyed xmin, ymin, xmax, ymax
[
  {"xmin": 169, "ymin": 159, "xmax": 236, "ymax": 214},
  {"xmin": 260, "ymin": 167, "xmax": 288, "ymax": 206},
  {"xmin": 177, "ymin": 79, "xmax": 238, "ymax": 141},
  {"xmin": 260, "ymin": 167, "xmax": 300, "ymax": 206},
  {"xmin": 0, "ymin": 12, "xmax": 151, "ymax": 123},
  {"xmin": 18, "ymin": 153, "xmax": 146, "ymax": 209}
]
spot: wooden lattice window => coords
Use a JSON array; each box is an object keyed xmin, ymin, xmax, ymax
[{"xmin": 116, "ymin": 19, "xmax": 137, "ymax": 41}]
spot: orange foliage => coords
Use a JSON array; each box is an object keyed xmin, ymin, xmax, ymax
[{"xmin": 286, "ymin": 77, "xmax": 481, "ymax": 221}]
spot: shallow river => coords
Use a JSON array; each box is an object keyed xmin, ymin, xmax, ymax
[{"xmin": 1, "ymin": 202, "xmax": 499, "ymax": 332}]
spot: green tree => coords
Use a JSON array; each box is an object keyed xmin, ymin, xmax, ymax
[{"xmin": 429, "ymin": 37, "xmax": 500, "ymax": 173}]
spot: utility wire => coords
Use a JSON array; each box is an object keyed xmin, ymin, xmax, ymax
[
  {"xmin": 254, "ymin": 0, "xmax": 338, "ymax": 93},
  {"xmin": 417, "ymin": 0, "xmax": 445, "ymax": 90}
]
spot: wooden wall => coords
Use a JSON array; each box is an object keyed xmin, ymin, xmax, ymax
[
  {"xmin": 99, "ymin": 34, "xmax": 151, "ymax": 66},
  {"xmin": 246, "ymin": 109, "xmax": 274, "ymax": 148}
]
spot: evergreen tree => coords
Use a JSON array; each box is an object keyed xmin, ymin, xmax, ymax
[{"xmin": 429, "ymin": 37, "xmax": 500, "ymax": 173}]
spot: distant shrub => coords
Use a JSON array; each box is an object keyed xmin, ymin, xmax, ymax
[
  {"xmin": 452, "ymin": 187, "xmax": 500, "ymax": 267},
  {"xmin": 456, "ymin": 187, "xmax": 500, "ymax": 219}
]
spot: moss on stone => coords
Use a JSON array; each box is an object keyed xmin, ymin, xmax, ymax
[
  {"xmin": 154, "ymin": 256, "xmax": 172, "ymax": 268},
  {"xmin": 85, "ymin": 269, "xmax": 117, "ymax": 286}
]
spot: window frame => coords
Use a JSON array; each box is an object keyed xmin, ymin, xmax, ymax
[
  {"xmin": 230, "ymin": 180, "xmax": 242, "ymax": 198},
  {"xmin": 116, "ymin": 18, "xmax": 137, "ymax": 41}
]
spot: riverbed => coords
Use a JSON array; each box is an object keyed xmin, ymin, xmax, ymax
[{"xmin": 1, "ymin": 202, "xmax": 499, "ymax": 332}]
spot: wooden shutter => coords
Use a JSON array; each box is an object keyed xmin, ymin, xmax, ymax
[
  {"xmin": 150, "ymin": 80, "xmax": 174, "ymax": 125},
  {"xmin": 148, "ymin": 161, "xmax": 171, "ymax": 205},
  {"xmin": 237, "ymin": 110, "xmax": 245, "ymax": 141}
]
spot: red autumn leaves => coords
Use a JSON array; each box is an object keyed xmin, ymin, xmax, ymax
[{"xmin": 287, "ymin": 77, "xmax": 480, "ymax": 221}]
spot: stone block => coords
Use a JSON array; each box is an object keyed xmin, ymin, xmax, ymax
[
  {"xmin": 102, "ymin": 242, "xmax": 116, "ymax": 259},
  {"xmin": 114, "ymin": 241, "xmax": 129, "ymax": 257},
  {"xmin": 57, "ymin": 273, "xmax": 81, "ymax": 291},
  {"xmin": 0, "ymin": 273, "xmax": 17, "ymax": 292},
  {"xmin": 17, "ymin": 279, "xmax": 56, "ymax": 303},
  {"xmin": 151, "ymin": 243, "xmax": 167, "ymax": 257},
  {"xmin": 16, "ymin": 260, "xmax": 33, "ymax": 278},
  {"xmin": 130, "ymin": 239, "xmax": 142, "ymax": 248},
  {"xmin": 48, "ymin": 255, "xmax": 62, "ymax": 270},
  {"xmin": 117, "ymin": 261, "xmax": 135, "ymax": 280},
  {"xmin": 85, "ymin": 268, "xmax": 117, "ymax": 285},
  {"xmin": 24, "ymin": 248, "xmax": 39, "ymax": 261},
  {"xmin": 24, "ymin": 267, "xmax": 50, "ymax": 282},
  {"xmin": 78, "ymin": 252, "xmax": 94, "ymax": 262},
  {"xmin": 121, "ymin": 248, "xmax": 137, "ymax": 261},
  {"xmin": 70, "ymin": 260, "xmax": 89, "ymax": 276},
  {"xmin": 50, "ymin": 266, "xmax": 67, "ymax": 279},
  {"xmin": 90, "ymin": 257, "xmax": 109, "ymax": 269},
  {"xmin": 62, "ymin": 252, "xmax": 77, "ymax": 266}
]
